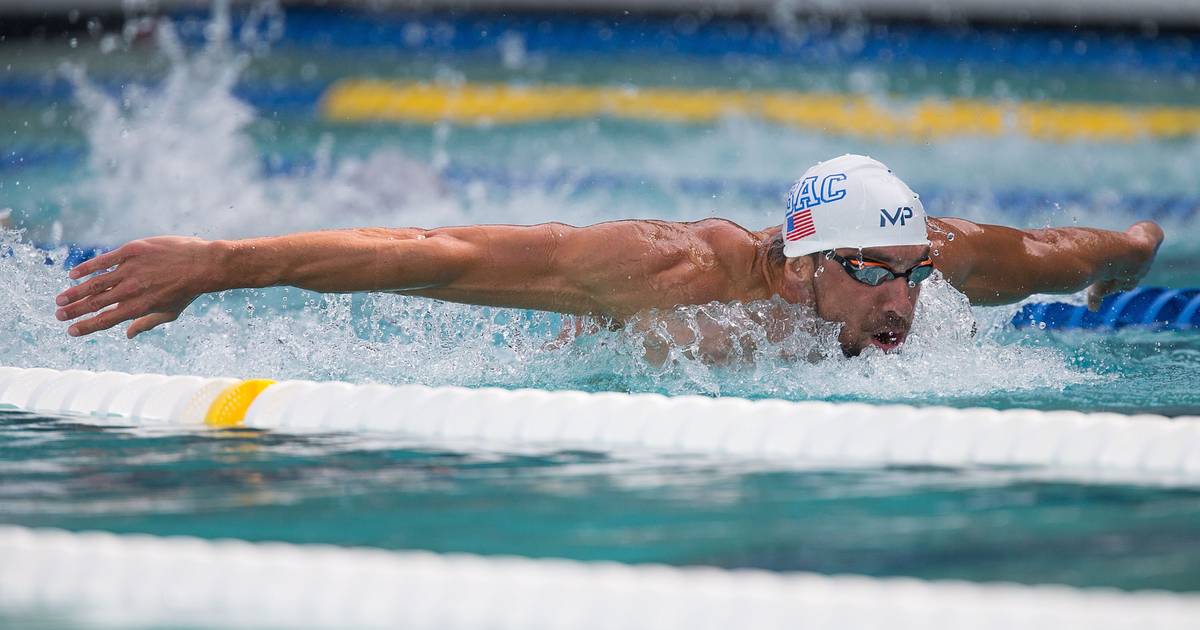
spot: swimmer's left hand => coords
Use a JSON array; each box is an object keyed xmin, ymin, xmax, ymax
[{"xmin": 1086, "ymin": 221, "xmax": 1164, "ymax": 311}]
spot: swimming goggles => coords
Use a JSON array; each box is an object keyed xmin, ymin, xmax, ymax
[{"xmin": 826, "ymin": 251, "xmax": 934, "ymax": 287}]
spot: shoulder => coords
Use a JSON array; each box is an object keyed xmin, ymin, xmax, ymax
[
  {"xmin": 927, "ymin": 216, "xmax": 986, "ymax": 286},
  {"xmin": 929, "ymin": 217, "xmax": 984, "ymax": 240},
  {"xmin": 681, "ymin": 218, "xmax": 763, "ymax": 277},
  {"xmin": 686, "ymin": 218, "xmax": 760, "ymax": 256}
]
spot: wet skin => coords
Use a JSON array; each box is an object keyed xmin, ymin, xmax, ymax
[
  {"xmin": 809, "ymin": 246, "xmax": 929, "ymax": 357},
  {"xmin": 53, "ymin": 217, "xmax": 1162, "ymax": 358}
]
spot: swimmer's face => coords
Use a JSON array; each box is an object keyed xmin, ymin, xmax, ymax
[{"xmin": 807, "ymin": 245, "xmax": 928, "ymax": 357}]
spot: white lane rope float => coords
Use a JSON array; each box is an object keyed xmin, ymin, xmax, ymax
[
  {"xmin": 2, "ymin": 525, "xmax": 1198, "ymax": 630},
  {"xmin": 3, "ymin": 367, "xmax": 1200, "ymax": 485}
]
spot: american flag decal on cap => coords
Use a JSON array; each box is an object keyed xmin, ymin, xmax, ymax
[{"xmin": 786, "ymin": 208, "xmax": 816, "ymax": 241}]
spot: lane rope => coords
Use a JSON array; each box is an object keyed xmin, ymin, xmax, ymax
[
  {"xmin": 321, "ymin": 81, "xmax": 1200, "ymax": 141},
  {"xmin": 0, "ymin": 525, "xmax": 1197, "ymax": 630},
  {"xmin": 1014, "ymin": 287, "xmax": 1200, "ymax": 330},
  {"xmin": 2, "ymin": 367, "xmax": 1199, "ymax": 486}
]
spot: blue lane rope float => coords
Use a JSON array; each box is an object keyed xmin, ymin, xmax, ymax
[
  {"xmin": 176, "ymin": 8, "xmax": 1200, "ymax": 75},
  {"xmin": 7, "ymin": 244, "xmax": 1196, "ymax": 332},
  {"xmin": 1013, "ymin": 287, "xmax": 1200, "ymax": 331}
]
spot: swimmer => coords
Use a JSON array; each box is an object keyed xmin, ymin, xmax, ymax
[{"xmin": 53, "ymin": 154, "xmax": 1163, "ymax": 357}]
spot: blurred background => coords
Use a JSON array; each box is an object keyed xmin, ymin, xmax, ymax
[
  {"xmin": 2, "ymin": 1, "xmax": 1198, "ymax": 269},
  {"xmin": 4, "ymin": 4, "xmax": 1200, "ymax": 611},
  {"xmin": 1, "ymin": 0, "xmax": 1199, "ymax": 394}
]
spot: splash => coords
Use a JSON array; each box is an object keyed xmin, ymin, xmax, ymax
[
  {"xmin": 58, "ymin": 0, "xmax": 464, "ymax": 244},
  {"xmin": 622, "ymin": 273, "xmax": 1100, "ymax": 401},
  {"xmin": 44, "ymin": 1, "xmax": 1200, "ymax": 251},
  {"xmin": 0, "ymin": 227, "xmax": 1100, "ymax": 406},
  {"xmin": 0, "ymin": 2, "xmax": 1124, "ymax": 408}
]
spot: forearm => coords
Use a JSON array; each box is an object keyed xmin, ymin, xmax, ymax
[
  {"xmin": 937, "ymin": 218, "xmax": 1163, "ymax": 305},
  {"xmin": 1020, "ymin": 226, "xmax": 1148, "ymax": 293},
  {"xmin": 211, "ymin": 228, "xmax": 474, "ymax": 294}
]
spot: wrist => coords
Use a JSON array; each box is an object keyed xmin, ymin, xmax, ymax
[
  {"xmin": 202, "ymin": 239, "xmax": 238, "ymax": 292},
  {"xmin": 211, "ymin": 238, "xmax": 290, "ymax": 289}
]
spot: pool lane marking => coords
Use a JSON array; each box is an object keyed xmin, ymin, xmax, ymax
[
  {"xmin": 3, "ymin": 525, "xmax": 1199, "ymax": 630},
  {"xmin": 4, "ymin": 367, "xmax": 1200, "ymax": 487},
  {"xmin": 204, "ymin": 379, "xmax": 275, "ymax": 428},
  {"xmin": 320, "ymin": 80, "xmax": 1200, "ymax": 141}
]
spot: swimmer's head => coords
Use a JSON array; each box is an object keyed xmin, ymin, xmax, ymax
[
  {"xmin": 782, "ymin": 154, "xmax": 929, "ymax": 257},
  {"xmin": 778, "ymin": 155, "xmax": 931, "ymax": 356}
]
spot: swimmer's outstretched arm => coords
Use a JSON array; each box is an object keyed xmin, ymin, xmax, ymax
[
  {"xmin": 930, "ymin": 218, "xmax": 1164, "ymax": 308},
  {"xmin": 55, "ymin": 221, "xmax": 751, "ymax": 338}
]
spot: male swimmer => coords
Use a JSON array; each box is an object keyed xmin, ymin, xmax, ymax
[{"xmin": 54, "ymin": 155, "xmax": 1163, "ymax": 357}]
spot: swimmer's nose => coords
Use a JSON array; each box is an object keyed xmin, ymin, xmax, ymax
[{"xmin": 877, "ymin": 277, "xmax": 917, "ymax": 322}]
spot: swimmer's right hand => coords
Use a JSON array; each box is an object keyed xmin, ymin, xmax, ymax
[
  {"xmin": 1085, "ymin": 220, "xmax": 1165, "ymax": 311},
  {"xmin": 55, "ymin": 236, "xmax": 227, "ymax": 339}
]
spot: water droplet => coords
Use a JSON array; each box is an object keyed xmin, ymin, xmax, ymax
[
  {"xmin": 907, "ymin": 280, "xmax": 916, "ymax": 288},
  {"xmin": 946, "ymin": 232, "xmax": 955, "ymax": 241},
  {"xmin": 932, "ymin": 248, "xmax": 940, "ymax": 256},
  {"xmin": 1038, "ymin": 322, "xmax": 1047, "ymax": 330}
]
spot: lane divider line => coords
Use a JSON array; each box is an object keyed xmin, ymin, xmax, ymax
[
  {"xmin": 0, "ymin": 525, "xmax": 1197, "ymax": 630},
  {"xmin": 2, "ymin": 367, "xmax": 1199, "ymax": 485},
  {"xmin": 321, "ymin": 81, "xmax": 1200, "ymax": 141}
]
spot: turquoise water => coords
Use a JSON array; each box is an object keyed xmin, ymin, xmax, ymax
[
  {"xmin": 2, "ymin": 3, "xmax": 1200, "ymax": 605},
  {"xmin": 4, "ymin": 408, "xmax": 1200, "ymax": 592}
]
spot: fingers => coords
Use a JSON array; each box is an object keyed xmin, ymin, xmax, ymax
[
  {"xmin": 67, "ymin": 246, "xmax": 127, "ymax": 280},
  {"xmin": 126, "ymin": 312, "xmax": 179, "ymax": 339},
  {"xmin": 1087, "ymin": 279, "xmax": 1116, "ymax": 312},
  {"xmin": 56, "ymin": 283, "xmax": 131, "ymax": 322},
  {"xmin": 56, "ymin": 269, "xmax": 123, "ymax": 308},
  {"xmin": 67, "ymin": 301, "xmax": 145, "ymax": 337}
]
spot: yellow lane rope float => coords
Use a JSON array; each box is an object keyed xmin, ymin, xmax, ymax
[
  {"xmin": 320, "ymin": 80, "xmax": 1200, "ymax": 141},
  {"xmin": 203, "ymin": 379, "xmax": 275, "ymax": 428}
]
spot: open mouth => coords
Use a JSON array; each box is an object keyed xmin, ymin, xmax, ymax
[{"xmin": 870, "ymin": 330, "xmax": 904, "ymax": 351}]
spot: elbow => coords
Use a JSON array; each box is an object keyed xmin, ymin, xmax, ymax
[{"xmin": 407, "ymin": 229, "xmax": 484, "ymax": 289}]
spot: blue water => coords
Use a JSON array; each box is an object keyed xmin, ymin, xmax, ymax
[
  {"xmin": 1, "ymin": 2, "xmax": 1199, "ymax": 604},
  {"xmin": 3, "ymin": 408, "xmax": 1200, "ymax": 592}
]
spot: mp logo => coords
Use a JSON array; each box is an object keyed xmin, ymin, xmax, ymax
[{"xmin": 880, "ymin": 206, "xmax": 914, "ymax": 227}]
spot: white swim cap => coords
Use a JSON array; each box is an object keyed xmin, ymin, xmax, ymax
[{"xmin": 782, "ymin": 154, "xmax": 930, "ymax": 258}]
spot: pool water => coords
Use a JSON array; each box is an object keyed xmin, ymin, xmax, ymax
[
  {"xmin": 1, "ymin": 1, "xmax": 1200, "ymax": 602},
  {"xmin": 4, "ymin": 408, "xmax": 1200, "ymax": 592}
]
